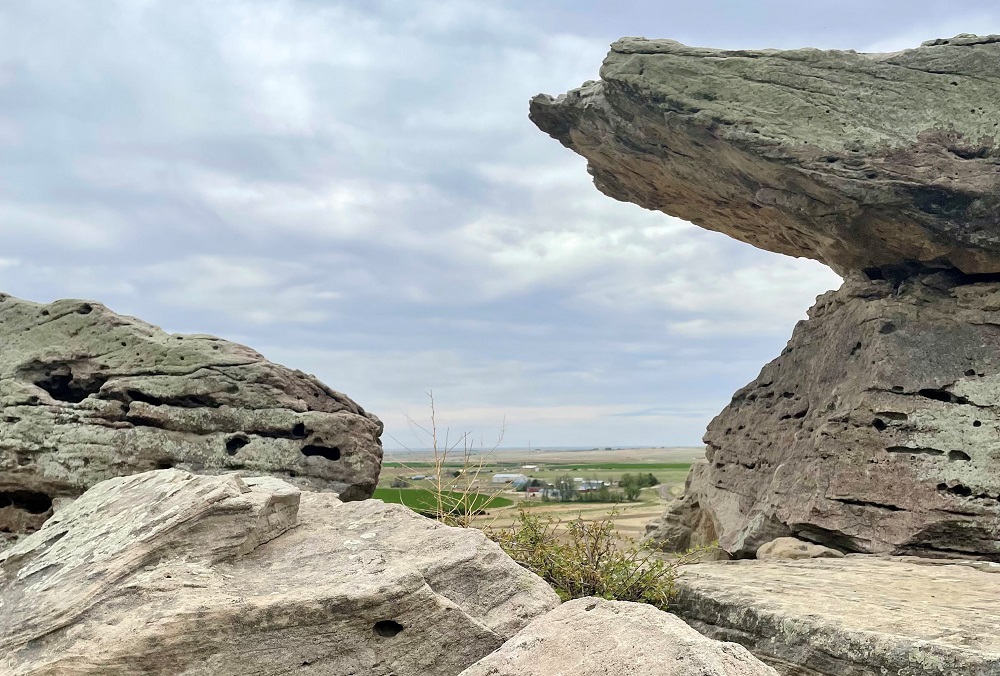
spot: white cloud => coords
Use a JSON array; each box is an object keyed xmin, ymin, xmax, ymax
[{"xmin": 142, "ymin": 256, "xmax": 342, "ymax": 324}]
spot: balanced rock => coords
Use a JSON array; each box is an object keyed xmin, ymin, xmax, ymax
[
  {"xmin": 532, "ymin": 36, "xmax": 1000, "ymax": 561},
  {"xmin": 648, "ymin": 272, "xmax": 1000, "ymax": 558},
  {"xmin": 756, "ymin": 537, "xmax": 845, "ymax": 561},
  {"xmin": 0, "ymin": 294, "xmax": 383, "ymax": 543},
  {"xmin": 531, "ymin": 35, "xmax": 1000, "ymax": 276},
  {"xmin": 672, "ymin": 557, "xmax": 1000, "ymax": 675},
  {"xmin": 0, "ymin": 470, "xmax": 560, "ymax": 675},
  {"xmin": 459, "ymin": 597, "xmax": 777, "ymax": 676}
]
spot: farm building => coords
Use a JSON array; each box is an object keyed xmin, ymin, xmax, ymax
[{"xmin": 491, "ymin": 473, "xmax": 529, "ymax": 489}]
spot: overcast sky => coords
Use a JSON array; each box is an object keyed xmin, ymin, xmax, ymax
[{"xmin": 1, "ymin": 1, "xmax": 996, "ymax": 449}]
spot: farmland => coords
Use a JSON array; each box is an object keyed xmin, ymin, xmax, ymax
[{"xmin": 373, "ymin": 446, "xmax": 703, "ymax": 542}]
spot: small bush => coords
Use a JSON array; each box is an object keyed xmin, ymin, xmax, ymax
[{"xmin": 486, "ymin": 508, "xmax": 696, "ymax": 610}]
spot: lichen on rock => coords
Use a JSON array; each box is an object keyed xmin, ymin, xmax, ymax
[{"xmin": 0, "ymin": 294, "xmax": 384, "ymax": 545}]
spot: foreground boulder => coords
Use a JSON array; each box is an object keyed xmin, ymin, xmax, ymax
[
  {"xmin": 0, "ymin": 294, "xmax": 383, "ymax": 543},
  {"xmin": 648, "ymin": 273, "xmax": 1000, "ymax": 558},
  {"xmin": 0, "ymin": 470, "xmax": 559, "ymax": 675},
  {"xmin": 531, "ymin": 35, "xmax": 1000, "ymax": 276},
  {"xmin": 532, "ymin": 36, "xmax": 1000, "ymax": 561},
  {"xmin": 672, "ymin": 557, "xmax": 1000, "ymax": 675},
  {"xmin": 459, "ymin": 597, "xmax": 777, "ymax": 676}
]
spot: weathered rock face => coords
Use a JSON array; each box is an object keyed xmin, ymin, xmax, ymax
[
  {"xmin": 672, "ymin": 557, "xmax": 1000, "ymax": 676},
  {"xmin": 0, "ymin": 470, "xmax": 560, "ymax": 675},
  {"xmin": 531, "ymin": 35, "xmax": 1000, "ymax": 276},
  {"xmin": 0, "ymin": 294, "xmax": 383, "ymax": 543},
  {"xmin": 534, "ymin": 35, "xmax": 1000, "ymax": 561},
  {"xmin": 649, "ymin": 273, "xmax": 1000, "ymax": 559},
  {"xmin": 459, "ymin": 597, "xmax": 778, "ymax": 676}
]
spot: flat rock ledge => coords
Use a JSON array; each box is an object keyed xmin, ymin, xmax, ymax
[
  {"xmin": 672, "ymin": 556, "xmax": 1000, "ymax": 676},
  {"xmin": 0, "ymin": 470, "xmax": 560, "ymax": 675},
  {"xmin": 459, "ymin": 597, "xmax": 777, "ymax": 676},
  {"xmin": 0, "ymin": 294, "xmax": 384, "ymax": 545}
]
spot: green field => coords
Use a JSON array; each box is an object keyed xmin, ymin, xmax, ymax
[
  {"xmin": 373, "ymin": 488, "xmax": 513, "ymax": 515},
  {"xmin": 531, "ymin": 463, "xmax": 692, "ymax": 471}
]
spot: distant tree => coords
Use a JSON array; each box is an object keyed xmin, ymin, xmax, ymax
[
  {"xmin": 390, "ymin": 477, "xmax": 412, "ymax": 488},
  {"xmin": 555, "ymin": 475, "xmax": 577, "ymax": 502},
  {"xmin": 619, "ymin": 474, "xmax": 642, "ymax": 501}
]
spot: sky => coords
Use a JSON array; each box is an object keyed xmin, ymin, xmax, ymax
[{"xmin": 0, "ymin": 1, "xmax": 996, "ymax": 449}]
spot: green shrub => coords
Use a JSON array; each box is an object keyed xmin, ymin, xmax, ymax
[{"xmin": 486, "ymin": 508, "xmax": 691, "ymax": 610}]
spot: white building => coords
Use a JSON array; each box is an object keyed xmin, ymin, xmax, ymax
[{"xmin": 492, "ymin": 473, "xmax": 529, "ymax": 488}]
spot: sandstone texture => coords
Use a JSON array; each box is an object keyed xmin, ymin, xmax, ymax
[
  {"xmin": 531, "ymin": 35, "xmax": 1000, "ymax": 276},
  {"xmin": 0, "ymin": 294, "xmax": 383, "ymax": 543},
  {"xmin": 648, "ymin": 273, "xmax": 1000, "ymax": 559},
  {"xmin": 672, "ymin": 557, "xmax": 1000, "ymax": 675},
  {"xmin": 756, "ymin": 537, "xmax": 845, "ymax": 561},
  {"xmin": 0, "ymin": 469, "xmax": 560, "ymax": 675},
  {"xmin": 532, "ymin": 35, "xmax": 1000, "ymax": 561},
  {"xmin": 459, "ymin": 597, "xmax": 777, "ymax": 676}
]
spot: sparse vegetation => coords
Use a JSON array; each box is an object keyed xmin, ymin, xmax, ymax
[{"xmin": 486, "ymin": 508, "xmax": 700, "ymax": 610}]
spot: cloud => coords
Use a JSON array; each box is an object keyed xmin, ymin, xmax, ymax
[{"xmin": 2, "ymin": 0, "xmax": 991, "ymax": 447}]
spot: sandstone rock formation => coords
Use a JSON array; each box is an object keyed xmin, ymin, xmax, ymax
[
  {"xmin": 756, "ymin": 537, "xmax": 845, "ymax": 561},
  {"xmin": 0, "ymin": 294, "xmax": 383, "ymax": 544},
  {"xmin": 0, "ymin": 469, "xmax": 560, "ymax": 675},
  {"xmin": 531, "ymin": 34, "xmax": 1000, "ymax": 276},
  {"xmin": 532, "ymin": 35, "xmax": 1000, "ymax": 560},
  {"xmin": 672, "ymin": 557, "xmax": 1000, "ymax": 675},
  {"xmin": 459, "ymin": 597, "xmax": 777, "ymax": 676},
  {"xmin": 650, "ymin": 272, "xmax": 1000, "ymax": 558}
]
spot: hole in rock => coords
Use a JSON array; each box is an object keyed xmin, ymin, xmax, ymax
[
  {"xmin": 891, "ymin": 386, "xmax": 904, "ymax": 393},
  {"xmin": 155, "ymin": 460, "xmax": 175, "ymax": 470},
  {"xmin": 875, "ymin": 411, "xmax": 908, "ymax": 421},
  {"xmin": 948, "ymin": 450, "xmax": 972, "ymax": 462},
  {"xmin": 374, "ymin": 620, "xmax": 404, "ymax": 638},
  {"xmin": 301, "ymin": 445, "xmax": 341, "ymax": 461},
  {"xmin": 879, "ymin": 322, "xmax": 896, "ymax": 334},
  {"xmin": 973, "ymin": 420, "xmax": 983, "ymax": 427},
  {"xmin": 77, "ymin": 303, "xmax": 93, "ymax": 314},
  {"xmin": 0, "ymin": 490, "xmax": 53, "ymax": 514},
  {"xmin": 872, "ymin": 418, "xmax": 888, "ymax": 432},
  {"xmin": 32, "ymin": 366, "xmax": 108, "ymax": 403},
  {"xmin": 226, "ymin": 435, "xmax": 250, "ymax": 456},
  {"xmin": 292, "ymin": 422, "xmax": 307, "ymax": 438},
  {"xmin": 965, "ymin": 369, "xmax": 976, "ymax": 377},
  {"xmin": 938, "ymin": 483, "xmax": 973, "ymax": 497},
  {"xmin": 917, "ymin": 389, "xmax": 969, "ymax": 404}
]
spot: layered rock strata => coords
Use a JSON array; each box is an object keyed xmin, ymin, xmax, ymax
[
  {"xmin": 531, "ymin": 34, "xmax": 1000, "ymax": 276},
  {"xmin": 654, "ymin": 273, "xmax": 1000, "ymax": 558},
  {"xmin": 0, "ymin": 470, "xmax": 560, "ymax": 675},
  {"xmin": 0, "ymin": 294, "xmax": 383, "ymax": 543},
  {"xmin": 532, "ymin": 35, "xmax": 1000, "ymax": 559},
  {"xmin": 672, "ymin": 557, "xmax": 1000, "ymax": 676}
]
